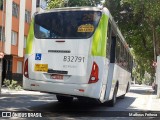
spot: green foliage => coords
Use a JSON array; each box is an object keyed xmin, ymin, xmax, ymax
[
  {"xmin": 3, "ymin": 79, "xmax": 10, "ymax": 86},
  {"xmin": 104, "ymin": 0, "xmax": 160, "ymax": 84},
  {"xmin": 123, "ymin": 0, "xmax": 160, "ymax": 56},
  {"xmin": 0, "ymin": 0, "xmax": 3, "ymax": 9},
  {"xmin": 0, "ymin": 0, "xmax": 2, "ymax": 6},
  {"xmin": 3, "ymin": 79, "xmax": 22, "ymax": 90},
  {"xmin": 47, "ymin": 0, "xmax": 65, "ymax": 8},
  {"xmin": 47, "ymin": 0, "xmax": 101, "ymax": 9}
]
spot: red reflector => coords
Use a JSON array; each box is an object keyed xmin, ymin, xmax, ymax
[
  {"xmin": 31, "ymin": 84, "xmax": 39, "ymax": 86},
  {"xmin": 24, "ymin": 59, "xmax": 29, "ymax": 78},
  {"xmin": 88, "ymin": 61, "xmax": 99, "ymax": 84},
  {"xmin": 79, "ymin": 89, "xmax": 85, "ymax": 92}
]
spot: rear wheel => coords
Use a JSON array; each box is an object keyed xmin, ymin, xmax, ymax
[
  {"xmin": 56, "ymin": 95, "xmax": 73, "ymax": 103},
  {"xmin": 108, "ymin": 86, "xmax": 118, "ymax": 107},
  {"xmin": 120, "ymin": 82, "xmax": 129, "ymax": 99}
]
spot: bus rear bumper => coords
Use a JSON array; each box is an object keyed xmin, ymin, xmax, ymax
[{"xmin": 23, "ymin": 78, "xmax": 102, "ymax": 99}]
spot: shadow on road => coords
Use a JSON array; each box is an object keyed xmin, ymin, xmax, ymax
[
  {"xmin": 26, "ymin": 95, "xmax": 138, "ymax": 117},
  {"xmin": 0, "ymin": 94, "xmax": 56, "ymax": 111},
  {"xmin": 0, "ymin": 90, "xmax": 147, "ymax": 118}
]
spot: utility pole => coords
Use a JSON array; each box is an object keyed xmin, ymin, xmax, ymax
[
  {"xmin": 0, "ymin": 0, "xmax": 5, "ymax": 94},
  {"xmin": 156, "ymin": 56, "xmax": 160, "ymax": 98}
]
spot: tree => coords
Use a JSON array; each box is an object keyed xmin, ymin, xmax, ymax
[
  {"xmin": 123, "ymin": 0, "xmax": 160, "ymax": 60},
  {"xmin": 104, "ymin": 0, "xmax": 159, "ymax": 83},
  {"xmin": 0, "ymin": 0, "xmax": 3, "ymax": 10},
  {"xmin": 123, "ymin": 0, "xmax": 160, "ymax": 79},
  {"xmin": 47, "ymin": 0, "xmax": 102, "ymax": 9}
]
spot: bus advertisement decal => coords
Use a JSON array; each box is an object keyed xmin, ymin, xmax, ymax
[
  {"xmin": 77, "ymin": 24, "xmax": 94, "ymax": 32},
  {"xmin": 34, "ymin": 64, "xmax": 48, "ymax": 72}
]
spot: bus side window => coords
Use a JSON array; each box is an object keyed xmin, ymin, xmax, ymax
[
  {"xmin": 106, "ymin": 22, "xmax": 111, "ymax": 59},
  {"xmin": 110, "ymin": 36, "xmax": 116, "ymax": 63},
  {"xmin": 118, "ymin": 40, "xmax": 123, "ymax": 67},
  {"xmin": 126, "ymin": 52, "xmax": 129, "ymax": 71},
  {"xmin": 116, "ymin": 38, "xmax": 120, "ymax": 64}
]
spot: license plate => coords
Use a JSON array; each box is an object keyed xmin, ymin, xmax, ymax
[
  {"xmin": 50, "ymin": 74, "xmax": 63, "ymax": 80},
  {"xmin": 34, "ymin": 64, "xmax": 48, "ymax": 72}
]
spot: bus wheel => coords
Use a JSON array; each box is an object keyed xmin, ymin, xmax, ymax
[
  {"xmin": 108, "ymin": 86, "xmax": 118, "ymax": 107},
  {"xmin": 120, "ymin": 83, "xmax": 129, "ymax": 99},
  {"xmin": 56, "ymin": 95, "xmax": 73, "ymax": 103},
  {"xmin": 120, "ymin": 82, "xmax": 129, "ymax": 99}
]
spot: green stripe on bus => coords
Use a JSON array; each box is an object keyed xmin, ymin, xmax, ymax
[
  {"xmin": 26, "ymin": 19, "xmax": 34, "ymax": 54},
  {"xmin": 92, "ymin": 14, "xmax": 108, "ymax": 57}
]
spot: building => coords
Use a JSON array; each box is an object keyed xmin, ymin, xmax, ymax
[{"xmin": 0, "ymin": 0, "xmax": 46, "ymax": 84}]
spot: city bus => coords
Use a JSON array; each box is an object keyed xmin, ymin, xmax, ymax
[{"xmin": 23, "ymin": 7, "xmax": 133, "ymax": 106}]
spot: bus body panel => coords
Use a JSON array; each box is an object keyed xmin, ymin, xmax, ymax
[
  {"xmin": 23, "ymin": 79, "xmax": 102, "ymax": 98},
  {"xmin": 28, "ymin": 38, "xmax": 92, "ymax": 84},
  {"xmin": 108, "ymin": 64, "xmax": 131, "ymax": 100},
  {"xmin": 23, "ymin": 7, "xmax": 133, "ymax": 103},
  {"xmin": 23, "ymin": 57, "xmax": 107, "ymax": 99},
  {"xmin": 23, "ymin": 8, "xmax": 110, "ymax": 101}
]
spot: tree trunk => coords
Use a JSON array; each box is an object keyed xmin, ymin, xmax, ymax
[
  {"xmin": 155, "ymin": 30, "xmax": 160, "ymax": 56},
  {"xmin": 152, "ymin": 28, "xmax": 157, "ymax": 61}
]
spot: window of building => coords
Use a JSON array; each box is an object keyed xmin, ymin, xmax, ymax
[
  {"xmin": 25, "ymin": 10, "xmax": 31, "ymax": 23},
  {"xmin": 7, "ymin": 60, "xmax": 12, "ymax": 72},
  {"xmin": 36, "ymin": 0, "xmax": 47, "ymax": 9},
  {"xmin": 12, "ymin": 2, "xmax": 19, "ymax": 18},
  {"xmin": 36, "ymin": 0, "xmax": 40, "ymax": 8},
  {"xmin": 24, "ymin": 36, "xmax": 27, "ymax": 48},
  {"xmin": 17, "ymin": 61, "xmax": 22, "ymax": 73},
  {"xmin": 0, "ymin": 26, "xmax": 2, "ymax": 40},
  {"xmin": 0, "ymin": 0, "xmax": 3, "ymax": 10},
  {"xmin": 11, "ymin": 31, "xmax": 18, "ymax": 45},
  {"xmin": 0, "ymin": 26, "xmax": 4, "ymax": 41}
]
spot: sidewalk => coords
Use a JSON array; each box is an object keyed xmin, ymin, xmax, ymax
[
  {"xmin": 128, "ymin": 84, "xmax": 160, "ymax": 111},
  {"xmin": 1, "ymin": 87, "xmax": 47, "ymax": 95},
  {"xmin": 148, "ymin": 94, "xmax": 160, "ymax": 111}
]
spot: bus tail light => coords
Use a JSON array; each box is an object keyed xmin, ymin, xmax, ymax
[
  {"xmin": 24, "ymin": 59, "xmax": 29, "ymax": 78},
  {"xmin": 88, "ymin": 61, "xmax": 99, "ymax": 84}
]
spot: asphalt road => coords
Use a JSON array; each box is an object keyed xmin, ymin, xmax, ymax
[{"xmin": 0, "ymin": 84, "xmax": 160, "ymax": 119}]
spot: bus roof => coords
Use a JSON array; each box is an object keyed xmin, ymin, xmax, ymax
[{"xmin": 37, "ymin": 7, "xmax": 103, "ymax": 14}]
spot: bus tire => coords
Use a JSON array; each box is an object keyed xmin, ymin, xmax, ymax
[
  {"xmin": 120, "ymin": 82, "xmax": 129, "ymax": 99},
  {"xmin": 126, "ymin": 82, "xmax": 130, "ymax": 93},
  {"xmin": 108, "ymin": 85, "xmax": 118, "ymax": 107},
  {"xmin": 56, "ymin": 95, "xmax": 73, "ymax": 103}
]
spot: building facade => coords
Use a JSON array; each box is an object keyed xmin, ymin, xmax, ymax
[{"xmin": 0, "ymin": 0, "xmax": 39, "ymax": 84}]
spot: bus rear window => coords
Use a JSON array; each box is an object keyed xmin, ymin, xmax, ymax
[{"xmin": 34, "ymin": 11, "xmax": 101, "ymax": 39}]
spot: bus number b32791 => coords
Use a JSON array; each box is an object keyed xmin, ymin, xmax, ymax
[{"xmin": 63, "ymin": 56, "xmax": 85, "ymax": 63}]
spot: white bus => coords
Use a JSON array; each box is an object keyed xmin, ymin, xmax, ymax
[{"xmin": 23, "ymin": 7, "xmax": 133, "ymax": 106}]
